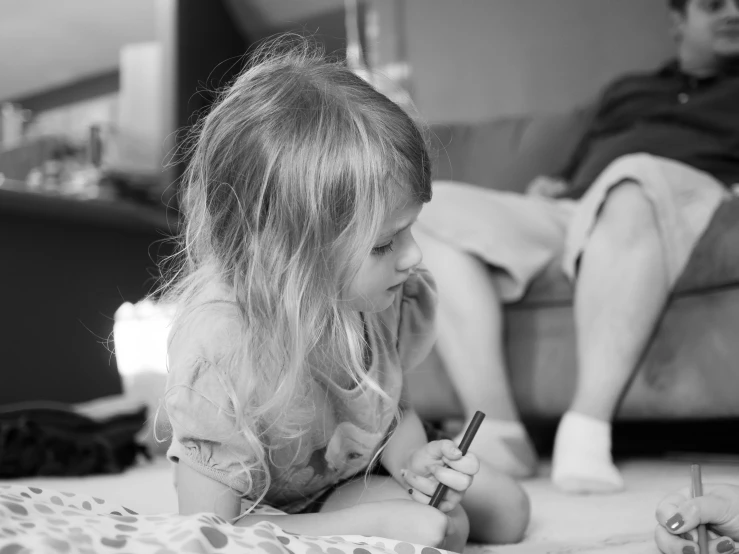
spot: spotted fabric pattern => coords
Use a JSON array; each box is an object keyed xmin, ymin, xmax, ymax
[{"xmin": 0, "ymin": 484, "xmax": 448, "ymax": 554}]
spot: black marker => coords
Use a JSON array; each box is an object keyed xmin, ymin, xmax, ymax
[
  {"xmin": 429, "ymin": 410, "xmax": 486, "ymax": 509},
  {"xmin": 691, "ymin": 464, "xmax": 709, "ymax": 554}
]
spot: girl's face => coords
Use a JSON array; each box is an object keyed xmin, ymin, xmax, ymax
[{"xmin": 344, "ymin": 198, "xmax": 424, "ymax": 313}]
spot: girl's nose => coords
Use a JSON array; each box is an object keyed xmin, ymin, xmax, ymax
[{"xmin": 396, "ymin": 234, "xmax": 423, "ymax": 272}]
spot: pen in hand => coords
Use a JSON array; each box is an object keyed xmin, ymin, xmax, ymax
[
  {"xmin": 691, "ymin": 464, "xmax": 709, "ymax": 554},
  {"xmin": 429, "ymin": 410, "xmax": 486, "ymax": 509}
]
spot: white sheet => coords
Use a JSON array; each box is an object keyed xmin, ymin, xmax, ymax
[
  {"xmin": 2, "ymin": 456, "xmax": 177, "ymax": 515},
  {"xmin": 3, "ymin": 457, "xmax": 738, "ymax": 553}
]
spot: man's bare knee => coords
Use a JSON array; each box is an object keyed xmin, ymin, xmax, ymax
[{"xmin": 593, "ymin": 180, "xmax": 658, "ymax": 245}]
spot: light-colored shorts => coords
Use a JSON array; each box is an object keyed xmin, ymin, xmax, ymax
[{"xmin": 416, "ymin": 153, "xmax": 733, "ymax": 302}]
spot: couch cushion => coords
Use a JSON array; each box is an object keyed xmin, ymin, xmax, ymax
[
  {"xmin": 430, "ymin": 107, "xmax": 593, "ymax": 194},
  {"xmin": 514, "ymin": 195, "xmax": 739, "ymax": 307}
]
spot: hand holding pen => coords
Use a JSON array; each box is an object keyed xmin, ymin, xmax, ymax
[
  {"xmin": 402, "ymin": 411, "xmax": 486, "ymax": 513},
  {"xmin": 655, "ymin": 465, "xmax": 739, "ymax": 554}
]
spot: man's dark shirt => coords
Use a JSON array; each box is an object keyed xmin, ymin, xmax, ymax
[{"xmin": 559, "ymin": 60, "xmax": 739, "ymax": 200}]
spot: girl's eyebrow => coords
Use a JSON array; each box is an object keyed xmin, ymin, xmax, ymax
[{"xmin": 378, "ymin": 219, "xmax": 416, "ymax": 241}]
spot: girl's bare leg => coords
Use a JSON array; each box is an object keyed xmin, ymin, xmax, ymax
[{"xmin": 322, "ymin": 475, "xmax": 469, "ymax": 553}]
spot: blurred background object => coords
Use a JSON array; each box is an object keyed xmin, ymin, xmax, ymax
[
  {"xmin": 0, "ymin": 0, "xmax": 159, "ymax": 202},
  {"xmin": 0, "ymin": 0, "xmax": 686, "ymax": 451},
  {"xmin": 0, "ymin": 0, "xmax": 379, "ymax": 413}
]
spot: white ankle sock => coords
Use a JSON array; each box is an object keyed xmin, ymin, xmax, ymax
[
  {"xmin": 457, "ymin": 419, "xmax": 538, "ymax": 478},
  {"xmin": 551, "ymin": 411, "xmax": 624, "ymax": 494}
]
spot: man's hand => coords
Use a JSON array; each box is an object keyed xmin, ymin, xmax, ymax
[{"xmin": 526, "ymin": 175, "xmax": 570, "ymax": 198}]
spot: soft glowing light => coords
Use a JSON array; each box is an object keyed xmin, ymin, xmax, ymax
[{"xmin": 113, "ymin": 299, "xmax": 174, "ymax": 379}]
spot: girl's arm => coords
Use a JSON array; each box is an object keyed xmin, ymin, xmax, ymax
[
  {"xmin": 380, "ymin": 408, "xmax": 531, "ymax": 544},
  {"xmin": 176, "ymin": 463, "xmax": 379, "ymax": 534},
  {"xmin": 380, "ymin": 407, "xmax": 428, "ymax": 482},
  {"xmin": 175, "ymin": 462, "xmax": 449, "ymax": 542}
]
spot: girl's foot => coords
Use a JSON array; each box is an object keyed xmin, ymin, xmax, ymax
[
  {"xmin": 551, "ymin": 411, "xmax": 624, "ymax": 494},
  {"xmin": 456, "ymin": 419, "xmax": 538, "ymax": 479}
]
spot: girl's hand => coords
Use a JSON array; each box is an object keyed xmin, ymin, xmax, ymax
[
  {"xmin": 655, "ymin": 484, "xmax": 739, "ymax": 554},
  {"xmin": 401, "ymin": 439, "xmax": 480, "ymax": 513}
]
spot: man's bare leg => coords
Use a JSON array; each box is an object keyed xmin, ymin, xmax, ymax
[
  {"xmin": 552, "ymin": 182, "xmax": 669, "ymax": 493},
  {"xmin": 415, "ymin": 227, "xmax": 538, "ymax": 478}
]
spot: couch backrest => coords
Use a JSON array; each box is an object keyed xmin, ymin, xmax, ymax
[{"xmin": 429, "ymin": 106, "xmax": 594, "ymax": 193}]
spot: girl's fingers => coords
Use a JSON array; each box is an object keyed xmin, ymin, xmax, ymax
[
  {"xmin": 440, "ymin": 439, "xmax": 464, "ymax": 461},
  {"xmin": 431, "ymin": 465, "xmax": 474, "ymax": 493},
  {"xmin": 412, "ymin": 442, "xmax": 478, "ymax": 481},
  {"xmin": 655, "ymin": 524, "xmax": 693, "ymax": 554},
  {"xmin": 407, "ymin": 485, "xmax": 461, "ymax": 514},
  {"xmin": 657, "ymin": 492, "xmax": 735, "ymax": 535},
  {"xmin": 681, "ymin": 530, "xmax": 722, "ymax": 542},
  {"xmin": 402, "ymin": 469, "xmax": 438, "ymax": 497},
  {"xmin": 403, "ymin": 469, "xmax": 465, "ymax": 505},
  {"xmin": 408, "ymin": 488, "xmax": 459, "ymax": 514},
  {"xmin": 709, "ymin": 536, "xmax": 737, "ymax": 554},
  {"xmin": 657, "ymin": 525, "xmax": 737, "ymax": 554},
  {"xmin": 656, "ymin": 492, "xmax": 692, "ymax": 529},
  {"xmin": 442, "ymin": 452, "xmax": 480, "ymax": 477},
  {"xmin": 407, "ymin": 485, "xmax": 431, "ymax": 505},
  {"xmin": 407, "ymin": 484, "xmax": 460, "ymax": 513},
  {"xmin": 422, "ymin": 440, "xmax": 463, "ymax": 463}
]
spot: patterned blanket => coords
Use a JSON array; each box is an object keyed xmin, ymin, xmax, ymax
[{"xmin": 0, "ymin": 483, "xmax": 449, "ymax": 554}]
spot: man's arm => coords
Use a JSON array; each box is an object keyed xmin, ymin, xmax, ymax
[{"xmin": 551, "ymin": 99, "xmax": 601, "ymax": 184}]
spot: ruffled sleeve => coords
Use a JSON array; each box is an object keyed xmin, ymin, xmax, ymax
[
  {"xmin": 164, "ymin": 303, "xmax": 260, "ymax": 495},
  {"xmin": 396, "ymin": 265, "xmax": 438, "ymax": 371}
]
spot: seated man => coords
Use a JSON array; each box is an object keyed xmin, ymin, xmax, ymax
[{"xmin": 415, "ymin": 0, "xmax": 739, "ymax": 493}]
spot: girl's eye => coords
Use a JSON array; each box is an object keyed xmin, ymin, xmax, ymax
[{"xmin": 371, "ymin": 242, "xmax": 394, "ymax": 256}]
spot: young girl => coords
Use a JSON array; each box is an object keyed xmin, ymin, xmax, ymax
[{"xmin": 161, "ymin": 40, "xmax": 529, "ymax": 552}]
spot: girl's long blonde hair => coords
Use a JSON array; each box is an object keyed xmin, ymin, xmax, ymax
[{"xmin": 161, "ymin": 37, "xmax": 432, "ymax": 506}]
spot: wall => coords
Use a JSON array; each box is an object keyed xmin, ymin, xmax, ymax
[
  {"xmin": 0, "ymin": 0, "xmax": 156, "ymax": 102},
  {"xmin": 24, "ymin": 94, "xmax": 118, "ymax": 143},
  {"xmin": 385, "ymin": 0, "xmax": 675, "ymax": 123}
]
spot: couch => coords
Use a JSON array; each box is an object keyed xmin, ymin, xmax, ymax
[{"xmin": 406, "ymin": 107, "xmax": 739, "ymax": 428}]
